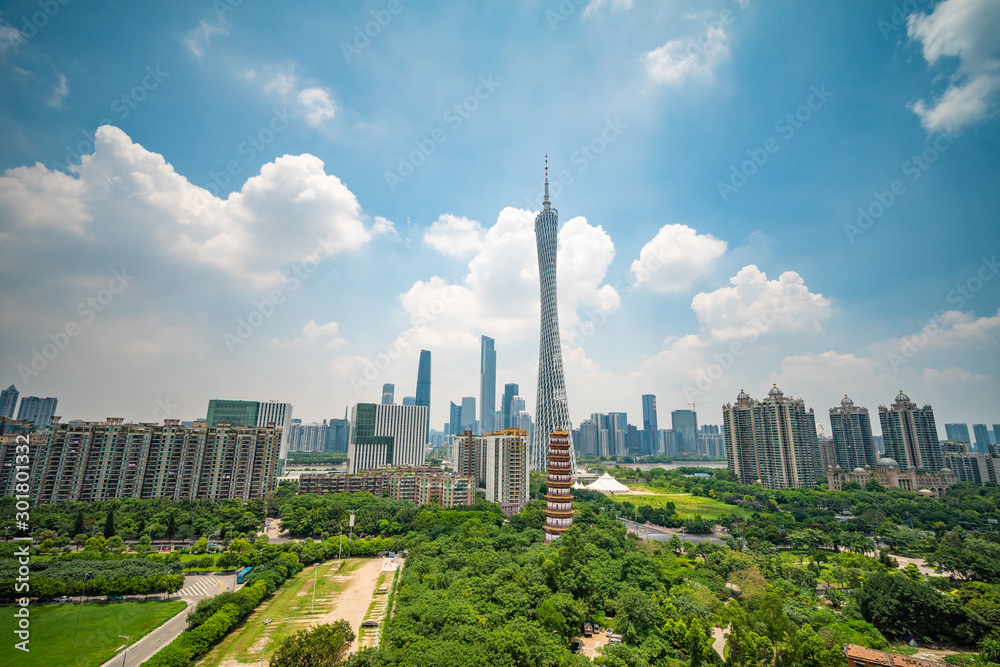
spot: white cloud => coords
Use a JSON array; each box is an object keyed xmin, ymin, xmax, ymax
[
  {"xmin": 264, "ymin": 71, "xmax": 297, "ymax": 96},
  {"xmin": 908, "ymin": 0, "xmax": 1000, "ymax": 131},
  {"xmin": 630, "ymin": 224, "xmax": 727, "ymax": 293},
  {"xmin": 46, "ymin": 73, "xmax": 68, "ymax": 108},
  {"xmin": 886, "ymin": 308, "xmax": 1000, "ymax": 352},
  {"xmin": 644, "ymin": 25, "xmax": 729, "ymax": 85},
  {"xmin": 691, "ymin": 265, "xmax": 832, "ymax": 340},
  {"xmin": 923, "ymin": 366, "xmax": 991, "ymax": 383},
  {"xmin": 0, "ymin": 20, "xmax": 25, "ymax": 56},
  {"xmin": 423, "ymin": 214, "xmax": 486, "ymax": 257},
  {"xmin": 372, "ymin": 215, "xmax": 398, "ymax": 238},
  {"xmin": 269, "ymin": 320, "xmax": 346, "ymax": 349},
  {"xmin": 297, "ymin": 87, "xmax": 337, "ymax": 126},
  {"xmin": 583, "ymin": 0, "xmax": 633, "ymax": 18},
  {"xmin": 184, "ymin": 20, "xmax": 227, "ymax": 58}
]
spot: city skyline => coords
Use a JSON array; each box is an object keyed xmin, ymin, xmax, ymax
[{"xmin": 1, "ymin": 1, "xmax": 999, "ymax": 434}]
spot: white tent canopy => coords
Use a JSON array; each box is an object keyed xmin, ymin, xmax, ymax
[{"xmin": 585, "ymin": 472, "xmax": 631, "ymax": 494}]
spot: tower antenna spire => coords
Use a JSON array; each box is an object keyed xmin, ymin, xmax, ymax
[{"xmin": 543, "ymin": 154, "xmax": 550, "ymax": 210}]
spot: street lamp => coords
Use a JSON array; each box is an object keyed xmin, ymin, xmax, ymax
[
  {"xmin": 260, "ymin": 619, "xmax": 273, "ymax": 666},
  {"xmin": 311, "ymin": 557, "xmax": 319, "ymax": 614},
  {"xmin": 72, "ymin": 572, "xmax": 93, "ymax": 657},
  {"xmin": 118, "ymin": 635, "xmax": 131, "ymax": 667}
]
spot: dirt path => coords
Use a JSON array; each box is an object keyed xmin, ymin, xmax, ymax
[{"xmin": 314, "ymin": 558, "xmax": 386, "ymax": 654}]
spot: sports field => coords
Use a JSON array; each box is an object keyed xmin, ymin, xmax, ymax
[{"xmin": 619, "ymin": 486, "xmax": 748, "ymax": 520}]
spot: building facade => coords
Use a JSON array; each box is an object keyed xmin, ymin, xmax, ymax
[
  {"xmin": 973, "ymin": 424, "xmax": 990, "ymax": 453},
  {"xmin": 288, "ymin": 421, "xmax": 328, "ymax": 452},
  {"xmin": 297, "ymin": 466, "xmax": 474, "ymax": 507},
  {"xmin": 326, "ymin": 417, "xmax": 350, "ymax": 453},
  {"xmin": 826, "ymin": 457, "xmax": 957, "ymax": 496},
  {"xmin": 945, "ymin": 423, "xmax": 971, "ymax": 444},
  {"xmin": 484, "ymin": 429, "xmax": 529, "ymax": 515},
  {"xmin": 543, "ymin": 430, "xmax": 573, "ymax": 542},
  {"xmin": 16, "ymin": 397, "xmax": 58, "ymax": 429},
  {"xmin": 723, "ymin": 386, "xmax": 821, "ymax": 489},
  {"xmin": 415, "ymin": 349, "xmax": 431, "ymax": 437},
  {"xmin": 26, "ymin": 418, "xmax": 280, "ymax": 504},
  {"xmin": 830, "ymin": 395, "xmax": 876, "ymax": 470},
  {"xmin": 878, "ymin": 391, "xmax": 943, "ymax": 471},
  {"xmin": 532, "ymin": 168, "xmax": 576, "ymax": 473},
  {"xmin": 501, "ymin": 383, "xmax": 519, "ymax": 430},
  {"xmin": 672, "ymin": 410, "xmax": 698, "ymax": 455},
  {"xmin": 454, "ymin": 429, "xmax": 487, "ymax": 486},
  {"xmin": 0, "ymin": 385, "xmax": 18, "ymax": 419},
  {"xmin": 348, "ymin": 403, "xmax": 428, "ymax": 473},
  {"xmin": 257, "ymin": 400, "xmax": 293, "ymax": 465},
  {"xmin": 641, "ymin": 394, "xmax": 658, "ymax": 456},
  {"xmin": 480, "ymin": 335, "xmax": 496, "ymax": 434},
  {"xmin": 206, "ymin": 399, "xmax": 259, "ymax": 427},
  {"xmin": 382, "ymin": 384, "xmax": 395, "ymax": 404}
]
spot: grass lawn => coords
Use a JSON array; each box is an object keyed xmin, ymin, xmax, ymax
[
  {"xmin": 619, "ymin": 488, "xmax": 748, "ymax": 520},
  {"xmin": 0, "ymin": 599, "xmax": 186, "ymax": 667},
  {"xmin": 197, "ymin": 558, "xmax": 360, "ymax": 666}
]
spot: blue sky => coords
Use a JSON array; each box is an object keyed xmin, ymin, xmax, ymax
[{"xmin": 1, "ymin": 0, "xmax": 998, "ymax": 436}]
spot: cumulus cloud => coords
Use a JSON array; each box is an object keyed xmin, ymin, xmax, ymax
[
  {"xmin": 423, "ymin": 214, "xmax": 486, "ymax": 257},
  {"xmin": 297, "ymin": 87, "xmax": 337, "ymax": 127},
  {"xmin": 630, "ymin": 224, "xmax": 727, "ymax": 293},
  {"xmin": 269, "ymin": 320, "xmax": 346, "ymax": 349},
  {"xmin": 908, "ymin": 0, "xmax": 1000, "ymax": 131},
  {"xmin": 644, "ymin": 25, "xmax": 729, "ymax": 85},
  {"xmin": 184, "ymin": 20, "xmax": 227, "ymax": 58},
  {"xmin": 691, "ymin": 265, "xmax": 832, "ymax": 340},
  {"xmin": 46, "ymin": 73, "xmax": 68, "ymax": 108},
  {"xmin": 923, "ymin": 366, "xmax": 991, "ymax": 383},
  {"xmin": 0, "ymin": 20, "xmax": 25, "ymax": 56}
]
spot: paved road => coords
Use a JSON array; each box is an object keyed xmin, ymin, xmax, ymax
[
  {"xmin": 98, "ymin": 573, "xmax": 227, "ymax": 667},
  {"xmin": 618, "ymin": 518, "xmax": 726, "ymax": 545}
]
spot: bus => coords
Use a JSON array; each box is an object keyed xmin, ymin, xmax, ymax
[{"xmin": 236, "ymin": 566, "xmax": 254, "ymax": 584}]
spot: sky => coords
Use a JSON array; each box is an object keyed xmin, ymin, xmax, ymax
[{"xmin": 1, "ymin": 0, "xmax": 998, "ymax": 438}]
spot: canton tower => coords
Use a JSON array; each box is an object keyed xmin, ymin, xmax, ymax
[{"xmin": 532, "ymin": 157, "xmax": 577, "ymax": 473}]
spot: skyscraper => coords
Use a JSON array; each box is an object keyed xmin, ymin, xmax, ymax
[
  {"xmin": 501, "ymin": 383, "xmax": 519, "ymax": 429},
  {"xmin": 672, "ymin": 410, "xmax": 698, "ymax": 455},
  {"xmin": 415, "ymin": 350, "xmax": 431, "ymax": 439},
  {"xmin": 532, "ymin": 161, "xmax": 576, "ymax": 473},
  {"xmin": 973, "ymin": 424, "xmax": 990, "ymax": 453},
  {"xmin": 382, "ymin": 384, "xmax": 395, "ymax": 404},
  {"xmin": 641, "ymin": 394, "xmax": 658, "ymax": 456},
  {"xmin": 722, "ymin": 385, "xmax": 820, "ymax": 489},
  {"xmin": 0, "ymin": 385, "xmax": 18, "ymax": 419},
  {"xmin": 449, "ymin": 401, "xmax": 463, "ymax": 436},
  {"xmin": 348, "ymin": 402, "xmax": 428, "ymax": 473},
  {"xmin": 16, "ymin": 397, "xmax": 58, "ymax": 429},
  {"xmin": 257, "ymin": 400, "xmax": 293, "ymax": 468},
  {"xmin": 461, "ymin": 397, "xmax": 476, "ymax": 432},
  {"xmin": 480, "ymin": 335, "xmax": 496, "ymax": 434},
  {"xmin": 829, "ymin": 395, "xmax": 876, "ymax": 470},
  {"xmin": 945, "ymin": 423, "xmax": 971, "ymax": 444},
  {"xmin": 327, "ymin": 416, "xmax": 350, "ymax": 453},
  {"xmin": 879, "ymin": 391, "xmax": 942, "ymax": 471},
  {"xmin": 206, "ymin": 399, "xmax": 259, "ymax": 427},
  {"xmin": 484, "ymin": 429, "xmax": 530, "ymax": 515}
]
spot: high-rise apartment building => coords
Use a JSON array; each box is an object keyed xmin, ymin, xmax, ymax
[
  {"xmin": 973, "ymin": 424, "xmax": 990, "ymax": 453},
  {"xmin": 288, "ymin": 421, "xmax": 328, "ymax": 452},
  {"xmin": 576, "ymin": 418, "xmax": 599, "ymax": 457},
  {"xmin": 878, "ymin": 391, "xmax": 942, "ymax": 471},
  {"xmin": 382, "ymin": 384, "xmax": 395, "ymax": 404},
  {"xmin": 16, "ymin": 396, "xmax": 58, "ymax": 429},
  {"xmin": 829, "ymin": 395, "xmax": 876, "ymax": 470},
  {"xmin": 501, "ymin": 383, "xmax": 519, "ymax": 429},
  {"xmin": 298, "ymin": 466, "xmax": 475, "ymax": 507},
  {"xmin": 672, "ymin": 410, "xmax": 698, "ymax": 455},
  {"xmin": 348, "ymin": 403, "xmax": 428, "ymax": 473},
  {"xmin": 543, "ymin": 430, "xmax": 573, "ymax": 542},
  {"xmin": 454, "ymin": 430, "xmax": 486, "ymax": 485},
  {"xmin": 415, "ymin": 350, "xmax": 431, "ymax": 438},
  {"xmin": 0, "ymin": 385, "xmax": 18, "ymax": 419},
  {"xmin": 480, "ymin": 336, "xmax": 496, "ymax": 434},
  {"xmin": 699, "ymin": 425, "xmax": 725, "ymax": 458},
  {"xmin": 532, "ymin": 165, "xmax": 576, "ymax": 473},
  {"xmin": 484, "ymin": 429, "xmax": 529, "ymax": 515},
  {"xmin": 206, "ymin": 399, "xmax": 259, "ymax": 427},
  {"xmin": 29, "ymin": 418, "xmax": 280, "ymax": 504},
  {"xmin": 723, "ymin": 385, "xmax": 821, "ymax": 489},
  {"xmin": 945, "ymin": 423, "xmax": 971, "ymax": 444},
  {"xmin": 641, "ymin": 394, "xmax": 658, "ymax": 456}
]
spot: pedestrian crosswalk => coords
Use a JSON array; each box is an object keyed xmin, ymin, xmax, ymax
[{"xmin": 178, "ymin": 577, "xmax": 224, "ymax": 598}]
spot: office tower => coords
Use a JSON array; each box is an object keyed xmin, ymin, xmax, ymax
[
  {"xmin": 515, "ymin": 410, "xmax": 533, "ymax": 446},
  {"xmin": 722, "ymin": 385, "xmax": 821, "ymax": 489},
  {"xmin": 501, "ymin": 384, "xmax": 519, "ymax": 429},
  {"xmin": 16, "ymin": 396, "xmax": 58, "ymax": 428},
  {"xmin": 449, "ymin": 402, "xmax": 463, "ymax": 436},
  {"xmin": 347, "ymin": 403, "xmax": 428, "ymax": 473},
  {"xmin": 829, "ymin": 395, "xmax": 876, "ymax": 470},
  {"xmin": 945, "ymin": 423, "xmax": 971, "ymax": 444},
  {"xmin": 577, "ymin": 418, "xmax": 599, "ymax": 457},
  {"xmin": 641, "ymin": 394, "xmax": 658, "ymax": 456},
  {"xmin": 484, "ymin": 429, "xmax": 529, "ymax": 515},
  {"xmin": 461, "ymin": 397, "xmax": 476, "ymax": 432},
  {"xmin": 532, "ymin": 163, "xmax": 576, "ymax": 473},
  {"xmin": 879, "ymin": 391, "xmax": 943, "ymax": 471},
  {"xmin": 30, "ymin": 418, "xmax": 280, "ymax": 504},
  {"xmin": 257, "ymin": 400, "xmax": 293, "ymax": 466},
  {"xmin": 973, "ymin": 424, "xmax": 990, "ymax": 453},
  {"xmin": 672, "ymin": 410, "xmax": 698, "ymax": 455},
  {"xmin": 327, "ymin": 417, "xmax": 350, "ymax": 453},
  {"xmin": 543, "ymin": 429, "xmax": 573, "ymax": 542},
  {"xmin": 415, "ymin": 350, "xmax": 431, "ymax": 438},
  {"xmin": 206, "ymin": 399, "xmax": 259, "ymax": 427},
  {"xmin": 480, "ymin": 336, "xmax": 496, "ymax": 433},
  {"xmin": 402, "ymin": 396, "xmax": 416, "ymax": 406},
  {"xmin": 0, "ymin": 385, "xmax": 18, "ymax": 419},
  {"xmin": 454, "ymin": 430, "xmax": 486, "ymax": 485},
  {"xmin": 382, "ymin": 384, "xmax": 395, "ymax": 404}
]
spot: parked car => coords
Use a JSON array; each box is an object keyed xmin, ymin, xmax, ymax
[
  {"xmin": 55, "ymin": 596, "xmax": 72, "ymax": 603},
  {"xmin": 375, "ymin": 588, "xmax": 388, "ymax": 594},
  {"xmin": 106, "ymin": 595, "xmax": 124, "ymax": 601},
  {"xmin": 361, "ymin": 620, "xmax": 379, "ymax": 628},
  {"xmin": 606, "ymin": 628, "xmax": 613, "ymax": 637},
  {"xmin": 570, "ymin": 638, "xmax": 584, "ymax": 653}
]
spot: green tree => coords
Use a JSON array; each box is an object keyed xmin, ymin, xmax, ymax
[
  {"xmin": 269, "ymin": 620, "xmax": 355, "ymax": 667},
  {"xmin": 103, "ymin": 511, "xmax": 116, "ymax": 538}
]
